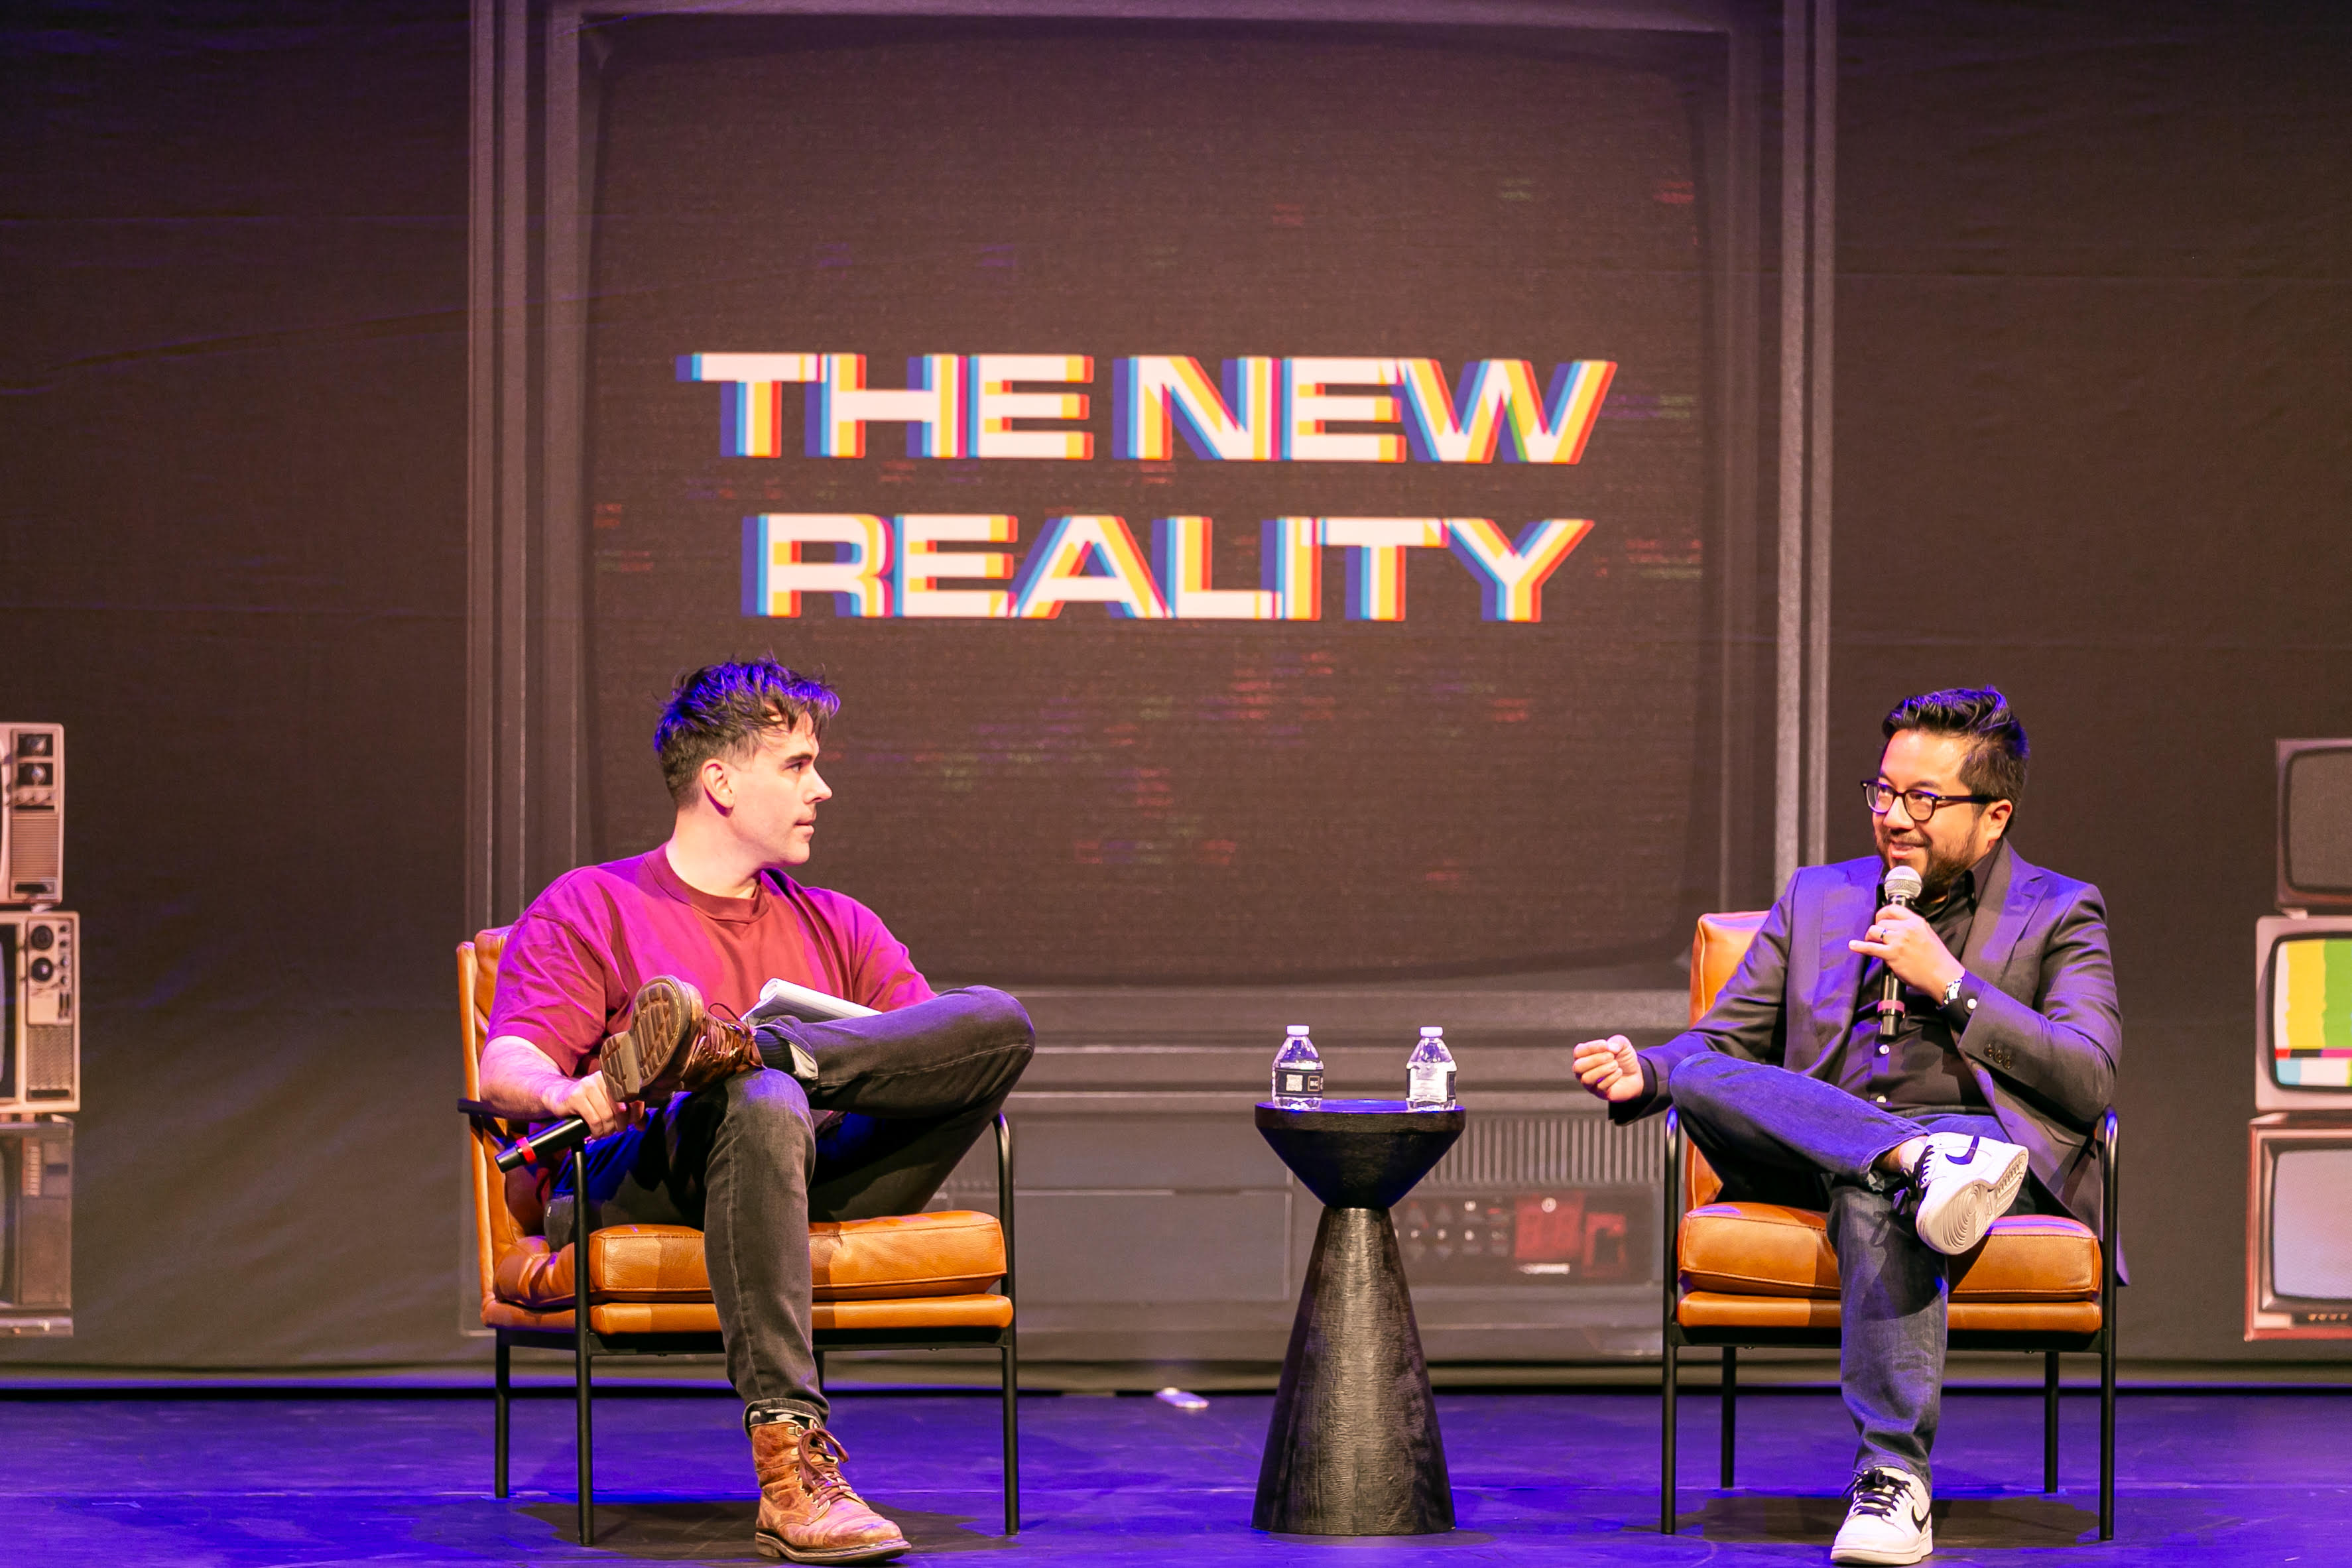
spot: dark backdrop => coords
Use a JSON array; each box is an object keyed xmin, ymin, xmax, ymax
[{"xmin": 1, "ymin": 0, "xmax": 2347, "ymax": 1368}]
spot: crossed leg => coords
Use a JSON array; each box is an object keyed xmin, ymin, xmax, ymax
[{"xmin": 1667, "ymin": 1052, "xmax": 2038, "ymax": 1487}]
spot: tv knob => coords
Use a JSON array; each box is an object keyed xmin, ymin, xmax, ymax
[
  {"xmin": 27, "ymin": 926, "xmax": 54, "ymax": 951},
  {"xmin": 29, "ymin": 958, "xmax": 54, "ymax": 983}
]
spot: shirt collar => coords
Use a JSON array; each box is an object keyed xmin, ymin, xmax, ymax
[
  {"xmin": 1915, "ymin": 838, "xmax": 2003, "ymax": 922},
  {"xmin": 647, "ymin": 843, "xmax": 769, "ymax": 924}
]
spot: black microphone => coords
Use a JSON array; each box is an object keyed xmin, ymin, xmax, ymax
[
  {"xmin": 1877, "ymin": 864, "xmax": 1924, "ymax": 1042},
  {"xmin": 496, "ymin": 1116, "xmax": 591, "ymax": 1174},
  {"xmin": 460, "ymin": 1099, "xmax": 593, "ymax": 1174}
]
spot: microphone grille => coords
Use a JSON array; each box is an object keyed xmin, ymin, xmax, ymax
[{"xmin": 1883, "ymin": 865, "xmax": 1925, "ymax": 904}]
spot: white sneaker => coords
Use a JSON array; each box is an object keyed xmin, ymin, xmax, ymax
[
  {"xmin": 1908, "ymin": 1130, "xmax": 2030, "ymax": 1255},
  {"xmin": 1831, "ymin": 1465, "xmax": 1934, "ymax": 1565}
]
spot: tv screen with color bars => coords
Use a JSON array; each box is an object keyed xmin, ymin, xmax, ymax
[{"xmin": 2272, "ymin": 934, "xmax": 2352, "ymax": 1088}]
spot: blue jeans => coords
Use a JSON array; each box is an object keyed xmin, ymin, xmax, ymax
[
  {"xmin": 548, "ymin": 986, "xmax": 1033, "ymax": 1425},
  {"xmin": 1668, "ymin": 1052, "xmax": 2056, "ymax": 1489}
]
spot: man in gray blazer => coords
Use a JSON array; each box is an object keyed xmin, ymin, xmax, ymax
[{"xmin": 1574, "ymin": 687, "xmax": 2119, "ymax": 1567}]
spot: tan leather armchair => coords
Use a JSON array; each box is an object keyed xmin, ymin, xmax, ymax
[
  {"xmin": 1661, "ymin": 912, "xmax": 2118, "ymax": 1538},
  {"xmin": 460, "ymin": 929, "xmax": 1019, "ymax": 1545}
]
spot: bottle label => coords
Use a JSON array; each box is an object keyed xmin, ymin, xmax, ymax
[
  {"xmin": 1408, "ymin": 1061, "xmax": 1454, "ymax": 1105},
  {"xmin": 1278, "ymin": 1069, "xmax": 1324, "ymax": 1097}
]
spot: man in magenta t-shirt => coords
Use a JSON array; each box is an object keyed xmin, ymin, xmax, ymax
[{"xmin": 475, "ymin": 659, "xmax": 1034, "ymax": 1565}]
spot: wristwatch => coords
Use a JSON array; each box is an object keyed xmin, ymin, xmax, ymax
[{"xmin": 1940, "ymin": 974, "xmax": 1968, "ymax": 1012}]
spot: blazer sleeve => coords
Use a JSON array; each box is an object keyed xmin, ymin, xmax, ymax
[
  {"xmin": 1609, "ymin": 884, "xmax": 1797, "ymax": 1123},
  {"xmin": 1956, "ymin": 880, "xmax": 2119, "ymax": 1129}
]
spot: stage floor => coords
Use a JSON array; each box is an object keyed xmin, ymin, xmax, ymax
[{"xmin": 4, "ymin": 1386, "xmax": 2343, "ymax": 1565}]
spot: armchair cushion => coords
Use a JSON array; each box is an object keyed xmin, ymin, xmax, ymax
[
  {"xmin": 1680, "ymin": 1201, "xmax": 2101, "ymax": 1301},
  {"xmin": 1676, "ymin": 1290, "xmax": 2103, "ymax": 1335},
  {"xmin": 493, "ymin": 1211, "xmax": 1007, "ymax": 1311}
]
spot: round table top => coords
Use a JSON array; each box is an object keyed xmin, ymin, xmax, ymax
[
  {"xmin": 1254, "ymin": 1100, "xmax": 1465, "ymax": 1207},
  {"xmin": 1255, "ymin": 1099, "xmax": 1465, "ymax": 1130}
]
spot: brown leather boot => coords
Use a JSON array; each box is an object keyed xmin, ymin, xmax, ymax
[
  {"xmin": 751, "ymin": 1419, "xmax": 910, "ymax": 1563},
  {"xmin": 598, "ymin": 975, "xmax": 763, "ymax": 1101}
]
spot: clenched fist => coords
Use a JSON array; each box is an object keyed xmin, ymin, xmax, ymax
[{"xmin": 1572, "ymin": 1033, "xmax": 1646, "ymax": 1104}]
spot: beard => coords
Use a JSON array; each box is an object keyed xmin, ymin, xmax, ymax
[{"xmin": 1880, "ymin": 833, "xmax": 1980, "ymax": 900}]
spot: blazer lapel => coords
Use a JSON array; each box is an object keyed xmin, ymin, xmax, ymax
[
  {"xmin": 1961, "ymin": 841, "xmax": 2043, "ymax": 989},
  {"xmin": 1800, "ymin": 861, "xmax": 1878, "ymax": 1069}
]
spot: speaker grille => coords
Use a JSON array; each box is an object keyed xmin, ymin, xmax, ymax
[
  {"xmin": 1422, "ymin": 1112, "xmax": 1666, "ymax": 1192},
  {"xmin": 25, "ymin": 1025, "xmax": 74, "ymax": 1097},
  {"xmin": 8, "ymin": 811, "xmax": 59, "ymax": 880}
]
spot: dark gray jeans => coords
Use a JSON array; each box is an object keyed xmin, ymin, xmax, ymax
[
  {"xmin": 1667, "ymin": 1051, "xmax": 2060, "ymax": 1490},
  {"xmin": 548, "ymin": 986, "xmax": 1034, "ymax": 1425}
]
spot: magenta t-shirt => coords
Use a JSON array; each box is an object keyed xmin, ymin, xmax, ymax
[{"xmin": 488, "ymin": 845, "xmax": 933, "ymax": 1077}]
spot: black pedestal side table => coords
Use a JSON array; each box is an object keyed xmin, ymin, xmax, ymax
[{"xmin": 1252, "ymin": 1098, "xmax": 1467, "ymax": 1536}]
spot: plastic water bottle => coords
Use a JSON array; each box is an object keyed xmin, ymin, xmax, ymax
[
  {"xmin": 1406, "ymin": 1025, "xmax": 1456, "ymax": 1108},
  {"xmin": 1272, "ymin": 1024, "xmax": 1324, "ymax": 1108}
]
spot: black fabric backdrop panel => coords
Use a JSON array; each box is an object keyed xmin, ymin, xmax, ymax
[
  {"xmin": 583, "ymin": 23, "xmax": 1724, "ymax": 983},
  {"xmin": 1, "ymin": 1, "xmax": 2349, "ymax": 1368},
  {"xmin": 1831, "ymin": 0, "xmax": 2352, "ymax": 1363},
  {"xmin": 0, "ymin": 3, "xmax": 473, "ymax": 1369}
]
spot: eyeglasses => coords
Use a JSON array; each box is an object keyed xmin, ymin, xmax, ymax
[{"xmin": 1861, "ymin": 780, "xmax": 1999, "ymax": 822}]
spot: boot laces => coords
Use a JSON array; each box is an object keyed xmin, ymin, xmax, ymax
[
  {"xmin": 1845, "ymin": 1466, "xmax": 1912, "ymax": 1521},
  {"xmin": 704, "ymin": 1000, "xmax": 758, "ymax": 1050},
  {"xmin": 795, "ymin": 1425, "xmax": 863, "ymax": 1510}
]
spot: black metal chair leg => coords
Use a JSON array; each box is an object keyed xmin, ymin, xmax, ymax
[
  {"xmin": 1660, "ymin": 1111, "xmax": 1682, "ymax": 1537},
  {"xmin": 814, "ymin": 1350, "xmax": 826, "ymax": 1394},
  {"xmin": 573, "ymin": 1146, "xmax": 595, "ymax": 1547},
  {"xmin": 1001, "ymin": 1339, "xmax": 1021, "ymax": 1535},
  {"xmin": 576, "ymin": 1341, "xmax": 593, "ymax": 1545},
  {"xmin": 2099, "ymin": 1330, "xmax": 2117, "ymax": 1539},
  {"xmin": 1661, "ymin": 1335, "xmax": 1678, "ymax": 1534},
  {"xmin": 2043, "ymin": 1351, "xmax": 2060, "ymax": 1493},
  {"xmin": 2099, "ymin": 1107, "xmax": 2120, "ymax": 1541},
  {"xmin": 996, "ymin": 1111, "xmax": 1020, "ymax": 1536},
  {"xmin": 1720, "ymin": 1346, "xmax": 1737, "ymax": 1488},
  {"xmin": 494, "ymin": 1333, "xmax": 511, "ymax": 1498}
]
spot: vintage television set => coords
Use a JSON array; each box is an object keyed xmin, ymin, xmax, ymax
[
  {"xmin": 0, "ymin": 910, "xmax": 79, "ymax": 1115},
  {"xmin": 2247, "ymin": 1116, "xmax": 2352, "ymax": 1341},
  {"xmin": 2256, "ymin": 917, "xmax": 2352, "ymax": 1113},
  {"xmin": 0, "ymin": 1119, "xmax": 71, "ymax": 1335},
  {"xmin": 0, "ymin": 724, "xmax": 63, "ymax": 906},
  {"xmin": 2278, "ymin": 739, "xmax": 2352, "ymax": 913}
]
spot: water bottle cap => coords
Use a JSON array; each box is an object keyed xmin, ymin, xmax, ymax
[
  {"xmin": 1420, "ymin": 1025, "xmax": 1444, "ymax": 1036},
  {"xmin": 1287, "ymin": 1024, "xmax": 1311, "ymax": 1034}
]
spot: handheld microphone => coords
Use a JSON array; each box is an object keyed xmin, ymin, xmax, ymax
[{"xmin": 1877, "ymin": 864, "xmax": 1925, "ymax": 1042}]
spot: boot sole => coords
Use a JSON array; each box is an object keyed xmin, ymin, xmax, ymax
[
  {"xmin": 755, "ymin": 1527, "xmax": 910, "ymax": 1564},
  {"xmin": 602, "ymin": 976, "xmax": 702, "ymax": 1099},
  {"xmin": 1915, "ymin": 1144, "xmax": 2029, "ymax": 1255}
]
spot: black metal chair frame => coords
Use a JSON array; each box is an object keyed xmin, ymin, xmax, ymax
[
  {"xmin": 1659, "ymin": 1107, "xmax": 2119, "ymax": 1539},
  {"xmin": 489, "ymin": 1113, "xmax": 1019, "ymax": 1546}
]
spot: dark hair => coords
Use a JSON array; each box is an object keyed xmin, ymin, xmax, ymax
[
  {"xmin": 1882, "ymin": 686, "xmax": 2029, "ymax": 806},
  {"xmin": 654, "ymin": 659, "xmax": 840, "ymax": 803}
]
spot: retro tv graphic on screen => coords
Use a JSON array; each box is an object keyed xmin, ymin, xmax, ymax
[
  {"xmin": 679, "ymin": 351, "xmax": 1615, "ymax": 625},
  {"xmin": 2272, "ymin": 935, "xmax": 2352, "ymax": 1089}
]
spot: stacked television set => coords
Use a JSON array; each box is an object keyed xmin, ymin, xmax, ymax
[
  {"xmin": 0, "ymin": 723, "xmax": 74, "ymax": 1337},
  {"xmin": 2247, "ymin": 741, "xmax": 2352, "ymax": 1339}
]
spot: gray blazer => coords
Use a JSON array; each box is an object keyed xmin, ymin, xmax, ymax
[{"xmin": 1625, "ymin": 844, "xmax": 2122, "ymax": 1238}]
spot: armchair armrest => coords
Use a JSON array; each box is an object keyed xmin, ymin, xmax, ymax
[
  {"xmin": 2095, "ymin": 1106, "xmax": 2120, "ymax": 1299},
  {"xmin": 1662, "ymin": 1108, "xmax": 1684, "ymax": 1322},
  {"xmin": 995, "ymin": 1113, "xmax": 1016, "ymax": 1305}
]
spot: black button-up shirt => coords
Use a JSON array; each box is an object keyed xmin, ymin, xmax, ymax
[{"xmin": 1835, "ymin": 840, "xmax": 2003, "ymax": 1112}]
